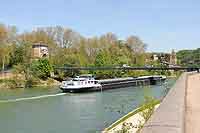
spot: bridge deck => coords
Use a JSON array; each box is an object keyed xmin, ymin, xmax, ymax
[{"xmin": 186, "ymin": 73, "xmax": 200, "ymax": 133}]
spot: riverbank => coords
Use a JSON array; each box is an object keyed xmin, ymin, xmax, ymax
[
  {"xmin": 103, "ymin": 100, "xmax": 160, "ymax": 133},
  {"xmin": 0, "ymin": 78, "xmax": 60, "ymax": 90}
]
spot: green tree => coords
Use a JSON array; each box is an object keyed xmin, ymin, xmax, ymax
[
  {"xmin": 177, "ymin": 48, "xmax": 200, "ymax": 67},
  {"xmin": 94, "ymin": 50, "xmax": 111, "ymax": 66},
  {"xmin": 9, "ymin": 44, "xmax": 24, "ymax": 65},
  {"xmin": 0, "ymin": 44, "xmax": 12, "ymax": 71},
  {"xmin": 31, "ymin": 59, "xmax": 53, "ymax": 79}
]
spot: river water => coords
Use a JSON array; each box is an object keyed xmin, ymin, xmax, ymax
[{"xmin": 0, "ymin": 79, "xmax": 175, "ymax": 133}]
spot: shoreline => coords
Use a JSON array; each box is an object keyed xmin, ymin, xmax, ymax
[
  {"xmin": 0, "ymin": 78, "xmax": 61, "ymax": 90},
  {"xmin": 103, "ymin": 100, "xmax": 160, "ymax": 133},
  {"xmin": 0, "ymin": 74, "xmax": 173, "ymax": 91}
]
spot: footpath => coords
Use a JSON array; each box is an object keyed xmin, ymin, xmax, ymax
[
  {"xmin": 185, "ymin": 73, "xmax": 200, "ymax": 133},
  {"xmin": 142, "ymin": 72, "xmax": 200, "ymax": 133}
]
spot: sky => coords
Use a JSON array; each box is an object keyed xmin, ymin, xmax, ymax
[{"xmin": 1, "ymin": 0, "xmax": 200, "ymax": 52}]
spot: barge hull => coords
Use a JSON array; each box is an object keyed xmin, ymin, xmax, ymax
[
  {"xmin": 60, "ymin": 86, "xmax": 101, "ymax": 93},
  {"xmin": 61, "ymin": 76, "xmax": 166, "ymax": 93}
]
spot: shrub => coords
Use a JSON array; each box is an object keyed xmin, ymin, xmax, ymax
[{"xmin": 31, "ymin": 59, "xmax": 53, "ymax": 80}]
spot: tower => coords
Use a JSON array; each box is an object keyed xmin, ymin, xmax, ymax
[
  {"xmin": 32, "ymin": 43, "xmax": 49, "ymax": 59},
  {"xmin": 170, "ymin": 49, "xmax": 177, "ymax": 65}
]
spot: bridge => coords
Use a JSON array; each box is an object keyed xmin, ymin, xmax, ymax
[
  {"xmin": 141, "ymin": 72, "xmax": 200, "ymax": 133},
  {"xmin": 54, "ymin": 66, "xmax": 200, "ymax": 71}
]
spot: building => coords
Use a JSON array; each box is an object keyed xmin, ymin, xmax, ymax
[
  {"xmin": 169, "ymin": 49, "xmax": 177, "ymax": 65},
  {"xmin": 32, "ymin": 43, "xmax": 49, "ymax": 59},
  {"xmin": 149, "ymin": 50, "xmax": 177, "ymax": 65},
  {"xmin": 151, "ymin": 53, "xmax": 170, "ymax": 63},
  {"xmin": 152, "ymin": 54, "xmax": 159, "ymax": 61}
]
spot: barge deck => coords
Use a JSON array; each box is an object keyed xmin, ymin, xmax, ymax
[{"xmin": 99, "ymin": 75, "xmax": 166, "ymax": 90}]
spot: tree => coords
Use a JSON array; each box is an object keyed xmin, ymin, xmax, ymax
[
  {"xmin": 177, "ymin": 48, "xmax": 200, "ymax": 67},
  {"xmin": 99, "ymin": 32, "xmax": 118, "ymax": 49},
  {"xmin": 9, "ymin": 44, "xmax": 24, "ymax": 65},
  {"xmin": 125, "ymin": 36, "xmax": 147, "ymax": 65},
  {"xmin": 38, "ymin": 26, "xmax": 82, "ymax": 48},
  {"xmin": 0, "ymin": 23, "xmax": 153, "ymax": 79},
  {"xmin": 0, "ymin": 24, "xmax": 8, "ymax": 42},
  {"xmin": 126, "ymin": 36, "xmax": 146, "ymax": 54},
  {"xmin": 31, "ymin": 58, "xmax": 53, "ymax": 79},
  {"xmin": 94, "ymin": 50, "xmax": 111, "ymax": 67},
  {"xmin": 0, "ymin": 44, "xmax": 12, "ymax": 70},
  {"xmin": 83, "ymin": 37, "xmax": 102, "ymax": 63}
]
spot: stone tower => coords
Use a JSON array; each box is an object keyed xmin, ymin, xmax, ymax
[
  {"xmin": 170, "ymin": 49, "xmax": 177, "ymax": 65},
  {"xmin": 32, "ymin": 43, "xmax": 49, "ymax": 59}
]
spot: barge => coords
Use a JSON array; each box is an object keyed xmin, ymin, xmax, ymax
[{"xmin": 60, "ymin": 75, "xmax": 166, "ymax": 93}]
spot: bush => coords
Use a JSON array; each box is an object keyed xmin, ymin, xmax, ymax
[
  {"xmin": 25, "ymin": 76, "xmax": 40, "ymax": 87},
  {"xmin": 0, "ymin": 79, "xmax": 17, "ymax": 89},
  {"xmin": 31, "ymin": 59, "xmax": 53, "ymax": 80}
]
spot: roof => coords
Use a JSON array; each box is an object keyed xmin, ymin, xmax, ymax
[{"xmin": 32, "ymin": 43, "xmax": 48, "ymax": 48}]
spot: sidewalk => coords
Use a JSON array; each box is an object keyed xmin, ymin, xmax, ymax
[{"xmin": 185, "ymin": 73, "xmax": 200, "ymax": 133}]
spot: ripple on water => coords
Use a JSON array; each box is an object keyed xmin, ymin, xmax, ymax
[{"xmin": 0, "ymin": 79, "xmax": 176, "ymax": 133}]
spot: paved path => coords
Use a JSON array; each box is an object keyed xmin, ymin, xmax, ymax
[
  {"xmin": 141, "ymin": 72, "xmax": 200, "ymax": 133},
  {"xmin": 185, "ymin": 73, "xmax": 200, "ymax": 133}
]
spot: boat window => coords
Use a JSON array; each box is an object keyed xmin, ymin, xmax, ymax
[
  {"xmin": 67, "ymin": 83, "xmax": 74, "ymax": 86},
  {"xmin": 79, "ymin": 75, "xmax": 93, "ymax": 79},
  {"xmin": 73, "ymin": 78, "xmax": 85, "ymax": 81},
  {"xmin": 94, "ymin": 81, "xmax": 98, "ymax": 84}
]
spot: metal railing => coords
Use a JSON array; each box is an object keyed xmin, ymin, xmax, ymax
[{"xmin": 54, "ymin": 66, "xmax": 199, "ymax": 71}]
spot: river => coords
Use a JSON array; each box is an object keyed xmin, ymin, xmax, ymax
[{"xmin": 0, "ymin": 78, "xmax": 175, "ymax": 133}]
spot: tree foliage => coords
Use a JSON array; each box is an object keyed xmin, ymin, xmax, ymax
[
  {"xmin": 31, "ymin": 59, "xmax": 53, "ymax": 79},
  {"xmin": 0, "ymin": 23, "xmax": 149, "ymax": 79},
  {"xmin": 177, "ymin": 48, "xmax": 200, "ymax": 67}
]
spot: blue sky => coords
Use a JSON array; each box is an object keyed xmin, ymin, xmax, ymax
[{"xmin": 1, "ymin": 0, "xmax": 200, "ymax": 52}]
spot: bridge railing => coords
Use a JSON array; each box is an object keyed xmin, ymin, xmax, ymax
[{"xmin": 54, "ymin": 66, "xmax": 200, "ymax": 71}]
